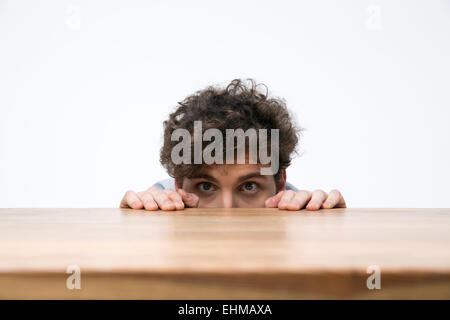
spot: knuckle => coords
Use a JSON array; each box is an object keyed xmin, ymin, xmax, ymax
[
  {"xmin": 313, "ymin": 189, "xmax": 326, "ymax": 197},
  {"xmin": 149, "ymin": 186, "xmax": 162, "ymax": 193},
  {"xmin": 125, "ymin": 190, "xmax": 135, "ymax": 197},
  {"xmin": 141, "ymin": 192, "xmax": 154, "ymax": 200},
  {"xmin": 297, "ymin": 190, "xmax": 311, "ymax": 197},
  {"xmin": 150, "ymin": 188, "xmax": 164, "ymax": 197},
  {"xmin": 173, "ymin": 195, "xmax": 183, "ymax": 202},
  {"xmin": 165, "ymin": 189, "xmax": 177, "ymax": 194},
  {"xmin": 330, "ymin": 189, "xmax": 342, "ymax": 197},
  {"xmin": 167, "ymin": 190, "xmax": 180, "ymax": 197},
  {"xmin": 160, "ymin": 193, "xmax": 171, "ymax": 200},
  {"xmin": 284, "ymin": 190, "xmax": 295, "ymax": 197}
]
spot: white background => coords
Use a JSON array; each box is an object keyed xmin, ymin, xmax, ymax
[{"xmin": 0, "ymin": 0, "xmax": 449, "ymax": 208}]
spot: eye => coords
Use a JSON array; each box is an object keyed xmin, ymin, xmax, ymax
[
  {"xmin": 240, "ymin": 182, "xmax": 258, "ymax": 193},
  {"xmin": 197, "ymin": 182, "xmax": 214, "ymax": 192}
]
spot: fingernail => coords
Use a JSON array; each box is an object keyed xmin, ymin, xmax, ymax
[
  {"xmin": 131, "ymin": 201, "xmax": 140, "ymax": 208},
  {"xmin": 164, "ymin": 201, "xmax": 173, "ymax": 206},
  {"xmin": 189, "ymin": 194, "xmax": 198, "ymax": 201},
  {"xmin": 145, "ymin": 202, "xmax": 156, "ymax": 210}
]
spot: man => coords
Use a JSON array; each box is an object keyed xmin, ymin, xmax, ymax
[{"xmin": 120, "ymin": 79, "xmax": 346, "ymax": 211}]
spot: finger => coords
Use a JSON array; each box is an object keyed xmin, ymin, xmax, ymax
[
  {"xmin": 322, "ymin": 189, "xmax": 346, "ymax": 208},
  {"xmin": 278, "ymin": 190, "xmax": 296, "ymax": 210},
  {"xmin": 306, "ymin": 189, "xmax": 327, "ymax": 211},
  {"xmin": 138, "ymin": 191, "xmax": 159, "ymax": 211},
  {"xmin": 165, "ymin": 190, "xmax": 185, "ymax": 210},
  {"xmin": 120, "ymin": 190, "xmax": 143, "ymax": 209},
  {"xmin": 148, "ymin": 188, "xmax": 176, "ymax": 211},
  {"xmin": 264, "ymin": 191, "xmax": 284, "ymax": 208},
  {"xmin": 178, "ymin": 189, "xmax": 199, "ymax": 208},
  {"xmin": 286, "ymin": 190, "xmax": 312, "ymax": 211}
]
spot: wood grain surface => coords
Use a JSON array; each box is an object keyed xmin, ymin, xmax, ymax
[{"xmin": 0, "ymin": 208, "xmax": 449, "ymax": 299}]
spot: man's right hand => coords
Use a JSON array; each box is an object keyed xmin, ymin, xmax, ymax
[{"xmin": 120, "ymin": 187, "xmax": 199, "ymax": 211}]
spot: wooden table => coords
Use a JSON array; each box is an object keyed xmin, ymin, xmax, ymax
[{"xmin": 0, "ymin": 208, "xmax": 449, "ymax": 299}]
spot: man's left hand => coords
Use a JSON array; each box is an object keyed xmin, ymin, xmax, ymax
[{"xmin": 265, "ymin": 189, "xmax": 346, "ymax": 210}]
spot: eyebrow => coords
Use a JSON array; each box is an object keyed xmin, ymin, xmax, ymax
[
  {"xmin": 189, "ymin": 171, "xmax": 266, "ymax": 184},
  {"xmin": 189, "ymin": 173, "xmax": 219, "ymax": 184},
  {"xmin": 236, "ymin": 172, "xmax": 266, "ymax": 183}
]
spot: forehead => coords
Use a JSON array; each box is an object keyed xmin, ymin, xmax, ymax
[{"xmin": 200, "ymin": 164, "xmax": 262, "ymax": 177}]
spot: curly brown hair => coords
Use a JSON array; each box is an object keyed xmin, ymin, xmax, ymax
[{"xmin": 160, "ymin": 79, "xmax": 301, "ymax": 187}]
